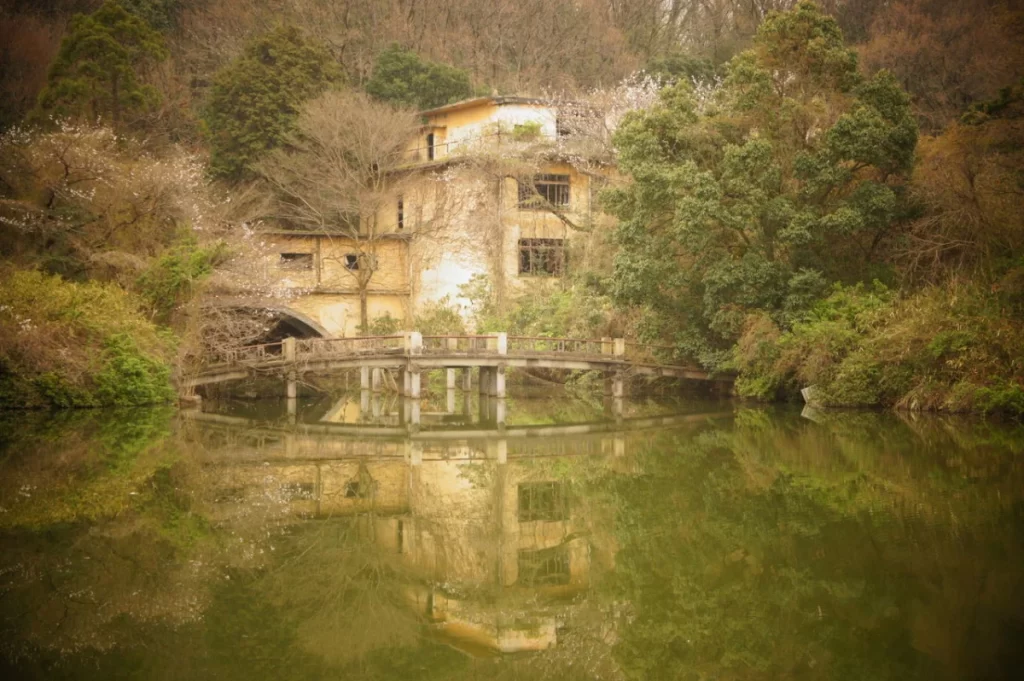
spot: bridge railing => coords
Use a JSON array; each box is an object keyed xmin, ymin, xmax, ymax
[
  {"xmin": 421, "ymin": 334, "xmax": 496, "ymax": 354},
  {"xmin": 624, "ymin": 341, "xmax": 687, "ymax": 366},
  {"xmin": 204, "ymin": 333, "xmax": 699, "ymax": 371},
  {"xmin": 295, "ymin": 335, "xmax": 405, "ymax": 359},
  {"xmin": 214, "ymin": 341, "xmax": 283, "ymax": 366},
  {"xmin": 506, "ymin": 336, "xmax": 608, "ymax": 357}
]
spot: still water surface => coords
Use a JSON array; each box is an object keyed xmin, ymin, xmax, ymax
[{"xmin": 1, "ymin": 393, "xmax": 1022, "ymax": 680}]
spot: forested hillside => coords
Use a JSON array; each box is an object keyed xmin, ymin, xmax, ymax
[{"xmin": 1, "ymin": 0, "xmax": 1022, "ymax": 412}]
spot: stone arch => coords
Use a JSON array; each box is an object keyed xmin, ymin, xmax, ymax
[{"xmin": 264, "ymin": 305, "xmax": 329, "ymax": 338}]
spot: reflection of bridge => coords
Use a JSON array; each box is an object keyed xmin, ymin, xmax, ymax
[
  {"xmin": 188, "ymin": 332, "xmax": 732, "ymax": 400},
  {"xmin": 184, "ymin": 408, "xmax": 731, "ymax": 448}
]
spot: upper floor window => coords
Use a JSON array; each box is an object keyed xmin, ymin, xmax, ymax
[
  {"xmin": 426, "ymin": 133, "xmax": 435, "ymax": 161},
  {"xmin": 519, "ymin": 174, "xmax": 570, "ymax": 210},
  {"xmin": 397, "ymin": 197, "xmax": 404, "ymax": 231},
  {"xmin": 279, "ymin": 252, "xmax": 313, "ymax": 270}
]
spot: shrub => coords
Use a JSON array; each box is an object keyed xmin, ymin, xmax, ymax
[{"xmin": 0, "ymin": 269, "xmax": 174, "ymax": 408}]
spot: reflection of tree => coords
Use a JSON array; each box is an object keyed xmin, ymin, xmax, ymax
[
  {"xmin": 604, "ymin": 414, "xmax": 1024, "ymax": 680},
  {"xmin": 254, "ymin": 515, "xmax": 420, "ymax": 667}
]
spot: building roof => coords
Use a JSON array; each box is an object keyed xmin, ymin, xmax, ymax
[{"xmin": 418, "ymin": 95, "xmax": 550, "ymax": 118}]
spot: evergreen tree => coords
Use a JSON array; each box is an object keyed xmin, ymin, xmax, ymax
[
  {"xmin": 365, "ymin": 43, "xmax": 473, "ymax": 111},
  {"xmin": 202, "ymin": 25, "xmax": 341, "ymax": 182},
  {"xmin": 608, "ymin": 1, "xmax": 918, "ymax": 368},
  {"xmin": 34, "ymin": 0, "xmax": 168, "ymax": 128}
]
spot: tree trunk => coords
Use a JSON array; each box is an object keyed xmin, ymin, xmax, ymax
[
  {"xmin": 359, "ymin": 286, "xmax": 369, "ymax": 335},
  {"xmin": 111, "ymin": 72, "xmax": 120, "ymax": 127}
]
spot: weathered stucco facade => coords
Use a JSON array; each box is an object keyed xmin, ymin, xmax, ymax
[{"xmin": 250, "ymin": 96, "xmax": 615, "ymax": 336}]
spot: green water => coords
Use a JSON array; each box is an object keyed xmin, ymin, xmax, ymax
[{"xmin": 1, "ymin": 394, "xmax": 1022, "ymax": 680}]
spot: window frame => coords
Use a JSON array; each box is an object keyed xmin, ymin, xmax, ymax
[
  {"xmin": 518, "ymin": 238, "xmax": 567, "ymax": 277},
  {"xmin": 278, "ymin": 252, "xmax": 314, "ymax": 271},
  {"xmin": 518, "ymin": 173, "xmax": 570, "ymax": 210}
]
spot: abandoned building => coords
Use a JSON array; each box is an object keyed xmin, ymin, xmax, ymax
[{"xmin": 243, "ymin": 95, "xmax": 615, "ymax": 337}]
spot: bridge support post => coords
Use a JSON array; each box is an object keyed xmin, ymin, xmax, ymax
[
  {"xmin": 495, "ymin": 398, "xmax": 506, "ymax": 429},
  {"xmin": 283, "ymin": 337, "xmax": 296, "ymax": 362},
  {"xmin": 613, "ymin": 338, "xmax": 626, "ymax": 357},
  {"xmin": 360, "ymin": 389, "xmax": 370, "ymax": 418},
  {"xmin": 494, "ymin": 365, "xmax": 506, "ymax": 399},
  {"xmin": 461, "ymin": 368, "xmax": 472, "ymax": 391},
  {"xmin": 360, "ymin": 366, "xmax": 370, "ymax": 391},
  {"xmin": 286, "ymin": 372, "xmax": 297, "ymax": 399},
  {"xmin": 446, "ymin": 388, "xmax": 456, "ymax": 414},
  {"xmin": 446, "ymin": 368, "xmax": 456, "ymax": 390},
  {"xmin": 371, "ymin": 368, "xmax": 382, "ymax": 393},
  {"xmin": 478, "ymin": 367, "xmax": 491, "ymax": 398}
]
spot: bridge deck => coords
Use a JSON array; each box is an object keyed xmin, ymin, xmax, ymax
[{"xmin": 188, "ymin": 333, "xmax": 731, "ymax": 388}]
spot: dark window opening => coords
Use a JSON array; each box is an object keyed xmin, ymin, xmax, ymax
[
  {"xmin": 517, "ymin": 545, "xmax": 570, "ymax": 586},
  {"xmin": 518, "ymin": 238, "xmax": 566, "ymax": 276},
  {"xmin": 344, "ymin": 253, "xmax": 360, "ymax": 270},
  {"xmin": 397, "ymin": 198, "xmax": 404, "ymax": 230},
  {"xmin": 518, "ymin": 481, "xmax": 570, "ymax": 522},
  {"xmin": 426, "ymin": 133, "xmax": 435, "ymax": 161},
  {"xmin": 518, "ymin": 174, "xmax": 570, "ymax": 209},
  {"xmin": 345, "ymin": 480, "xmax": 375, "ymax": 498},
  {"xmin": 279, "ymin": 252, "xmax": 313, "ymax": 270},
  {"xmin": 280, "ymin": 482, "xmax": 315, "ymax": 501}
]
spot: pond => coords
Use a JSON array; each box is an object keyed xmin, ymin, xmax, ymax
[{"xmin": 1, "ymin": 392, "xmax": 1022, "ymax": 680}]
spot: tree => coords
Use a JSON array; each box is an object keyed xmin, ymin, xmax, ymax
[
  {"xmin": 859, "ymin": 0, "xmax": 1024, "ymax": 132},
  {"xmin": 365, "ymin": 43, "xmax": 473, "ymax": 111},
  {"xmin": 34, "ymin": 0, "xmax": 168, "ymax": 128},
  {"xmin": 257, "ymin": 90, "xmax": 453, "ymax": 332},
  {"xmin": 607, "ymin": 1, "xmax": 917, "ymax": 368},
  {"xmin": 202, "ymin": 25, "xmax": 341, "ymax": 182}
]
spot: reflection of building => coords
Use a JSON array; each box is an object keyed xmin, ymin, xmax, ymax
[
  {"xmin": 233, "ymin": 96, "xmax": 614, "ymax": 337},
  {"xmin": 195, "ymin": 424, "xmax": 641, "ymax": 654}
]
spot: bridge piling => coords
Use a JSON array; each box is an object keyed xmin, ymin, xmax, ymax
[
  {"xmin": 371, "ymin": 368, "xmax": 382, "ymax": 393},
  {"xmin": 461, "ymin": 367, "xmax": 472, "ymax": 391},
  {"xmin": 360, "ymin": 366, "xmax": 370, "ymax": 391}
]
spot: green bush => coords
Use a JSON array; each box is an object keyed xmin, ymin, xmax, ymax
[
  {"xmin": 136, "ymin": 236, "xmax": 227, "ymax": 323},
  {"xmin": 0, "ymin": 269, "xmax": 174, "ymax": 408},
  {"xmin": 732, "ymin": 281, "xmax": 1024, "ymax": 417}
]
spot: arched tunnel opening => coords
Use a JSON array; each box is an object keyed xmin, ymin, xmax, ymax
[{"xmin": 260, "ymin": 310, "xmax": 327, "ymax": 342}]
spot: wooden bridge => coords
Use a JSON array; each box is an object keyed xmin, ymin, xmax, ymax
[{"xmin": 187, "ymin": 332, "xmax": 730, "ymax": 399}]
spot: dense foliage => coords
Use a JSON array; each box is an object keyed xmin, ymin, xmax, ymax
[
  {"xmin": 202, "ymin": 25, "xmax": 341, "ymax": 181},
  {"xmin": 0, "ymin": 269, "xmax": 175, "ymax": 408},
  {"xmin": 34, "ymin": 0, "xmax": 167, "ymax": 127},
  {"xmin": 365, "ymin": 43, "xmax": 474, "ymax": 111},
  {"xmin": 609, "ymin": 2, "xmax": 918, "ymax": 368}
]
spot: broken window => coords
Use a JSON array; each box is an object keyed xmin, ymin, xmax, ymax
[
  {"xmin": 518, "ymin": 174, "xmax": 570, "ymax": 209},
  {"xmin": 518, "ymin": 238, "xmax": 566, "ymax": 276},
  {"xmin": 518, "ymin": 482, "xmax": 570, "ymax": 522},
  {"xmin": 279, "ymin": 252, "xmax": 313, "ymax": 270},
  {"xmin": 517, "ymin": 545, "xmax": 571, "ymax": 586},
  {"xmin": 280, "ymin": 482, "xmax": 315, "ymax": 500}
]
